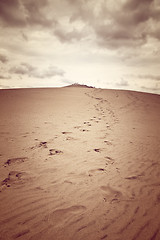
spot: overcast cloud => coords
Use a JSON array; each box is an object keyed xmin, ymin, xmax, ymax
[{"xmin": 0, "ymin": 0, "xmax": 160, "ymax": 94}]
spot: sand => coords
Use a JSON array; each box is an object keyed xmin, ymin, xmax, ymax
[{"xmin": 0, "ymin": 86, "xmax": 160, "ymax": 240}]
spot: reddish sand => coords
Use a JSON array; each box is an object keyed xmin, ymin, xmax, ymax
[{"xmin": 0, "ymin": 86, "xmax": 160, "ymax": 240}]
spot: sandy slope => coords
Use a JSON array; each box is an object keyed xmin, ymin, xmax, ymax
[{"xmin": 0, "ymin": 87, "xmax": 160, "ymax": 240}]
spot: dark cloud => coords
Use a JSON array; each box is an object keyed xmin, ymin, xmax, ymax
[
  {"xmin": 49, "ymin": 0, "xmax": 157, "ymax": 49},
  {"xmin": 0, "ymin": 0, "xmax": 26, "ymax": 27},
  {"xmin": 0, "ymin": 54, "xmax": 8, "ymax": 63},
  {"xmin": 23, "ymin": 0, "xmax": 55, "ymax": 27},
  {"xmin": 91, "ymin": 0, "xmax": 156, "ymax": 49},
  {"xmin": 94, "ymin": 24, "xmax": 147, "ymax": 49},
  {"xmin": 1, "ymin": 0, "xmax": 159, "ymax": 49},
  {"xmin": 9, "ymin": 63, "xmax": 35, "ymax": 75},
  {"xmin": 124, "ymin": 0, "xmax": 154, "ymax": 12},
  {"xmin": 58, "ymin": 0, "xmax": 158, "ymax": 49},
  {"xmin": 9, "ymin": 63, "xmax": 65, "ymax": 78},
  {"xmin": 0, "ymin": 0, "xmax": 55, "ymax": 28},
  {"xmin": 123, "ymin": 0, "xmax": 160, "ymax": 24},
  {"xmin": 69, "ymin": 0, "xmax": 94, "ymax": 23}
]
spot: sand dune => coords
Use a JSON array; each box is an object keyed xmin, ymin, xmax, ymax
[{"xmin": 0, "ymin": 86, "xmax": 160, "ymax": 240}]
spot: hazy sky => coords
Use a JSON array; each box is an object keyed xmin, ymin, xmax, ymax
[{"xmin": 0, "ymin": 0, "xmax": 160, "ymax": 94}]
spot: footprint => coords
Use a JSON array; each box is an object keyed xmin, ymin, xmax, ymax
[
  {"xmin": 39, "ymin": 141, "xmax": 47, "ymax": 148},
  {"xmin": 105, "ymin": 156, "xmax": 114, "ymax": 164},
  {"xmin": 94, "ymin": 148, "xmax": 102, "ymax": 153},
  {"xmin": 89, "ymin": 168, "xmax": 105, "ymax": 175},
  {"xmin": 80, "ymin": 129, "xmax": 89, "ymax": 132},
  {"xmin": 101, "ymin": 234, "xmax": 108, "ymax": 240},
  {"xmin": 98, "ymin": 168, "xmax": 105, "ymax": 171},
  {"xmin": 4, "ymin": 157, "xmax": 28, "ymax": 166},
  {"xmin": 1, "ymin": 171, "xmax": 24, "ymax": 190},
  {"xmin": 74, "ymin": 126, "xmax": 81, "ymax": 129},
  {"xmin": 13, "ymin": 229, "xmax": 30, "ymax": 239},
  {"xmin": 49, "ymin": 149, "xmax": 63, "ymax": 155},
  {"xmin": 101, "ymin": 185, "xmax": 123, "ymax": 203},
  {"xmin": 84, "ymin": 121, "xmax": 90, "ymax": 124},
  {"xmin": 95, "ymin": 97, "xmax": 103, "ymax": 100},
  {"xmin": 156, "ymin": 193, "xmax": 160, "ymax": 203},
  {"xmin": 64, "ymin": 180, "xmax": 73, "ymax": 184},
  {"xmin": 30, "ymin": 141, "xmax": 48, "ymax": 150},
  {"xmin": 104, "ymin": 141, "xmax": 112, "ymax": 145},
  {"xmin": 62, "ymin": 131, "xmax": 72, "ymax": 134},
  {"xmin": 45, "ymin": 205, "xmax": 86, "ymax": 226},
  {"xmin": 66, "ymin": 136, "xmax": 77, "ymax": 141},
  {"xmin": 125, "ymin": 176, "xmax": 138, "ymax": 180}
]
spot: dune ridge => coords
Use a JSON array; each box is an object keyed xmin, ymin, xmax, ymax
[{"xmin": 0, "ymin": 87, "xmax": 160, "ymax": 240}]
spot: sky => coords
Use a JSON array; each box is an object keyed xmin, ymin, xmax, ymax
[{"xmin": 0, "ymin": 0, "xmax": 160, "ymax": 94}]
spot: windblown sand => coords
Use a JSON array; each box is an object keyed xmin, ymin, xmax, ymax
[{"xmin": 0, "ymin": 87, "xmax": 160, "ymax": 240}]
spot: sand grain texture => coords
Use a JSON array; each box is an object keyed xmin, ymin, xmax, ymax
[{"xmin": 0, "ymin": 87, "xmax": 160, "ymax": 240}]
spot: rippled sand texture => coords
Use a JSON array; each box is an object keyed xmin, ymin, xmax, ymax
[{"xmin": 0, "ymin": 87, "xmax": 160, "ymax": 240}]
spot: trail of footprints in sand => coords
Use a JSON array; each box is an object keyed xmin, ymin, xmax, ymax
[
  {"xmin": 26, "ymin": 93, "xmax": 116, "ymax": 188},
  {"xmin": 69, "ymin": 91, "xmax": 117, "ymax": 176},
  {"xmin": 86, "ymin": 91, "xmax": 119, "ymax": 126}
]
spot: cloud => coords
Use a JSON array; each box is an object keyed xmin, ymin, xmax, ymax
[
  {"xmin": 0, "ymin": 0, "xmax": 55, "ymax": 28},
  {"xmin": 141, "ymin": 85, "xmax": 160, "ymax": 93},
  {"xmin": 54, "ymin": 28, "xmax": 85, "ymax": 43},
  {"xmin": 9, "ymin": 63, "xmax": 65, "ymax": 78},
  {"xmin": 94, "ymin": 24, "xmax": 147, "ymax": 49},
  {"xmin": 21, "ymin": 32, "xmax": 28, "ymax": 41},
  {"xmin": 9, "ymin": 63, "xmax": 35, "ymax": 75},
  {"xmin": 0, "ymin": 0, "xmax": 27, "ymax": 27},
  {"xmin": 57, "ymin": 0, "xmax": 159, "ymax": 49},
  {"xmin": 0, "ymin": 54, "xmax": 8, "ymax": 63},
  {"xmin": 0, "ymin": 74, "xmax": 9, "ymax": 79},
  {"xmin": 137, "ymin": 74, "xmax": 160, "ymax": 81},
  {"xmin": 21, "ymin": 63, "xmax": 37, "ymax": 72},
  {"xmin": 90, "ymin": 0, "xmax": 155, "ymax": 49},
  {"xmin": 0, "ymin": 84, "xmax": 11, "ymax": 89},
  {"xmin": 33, "ymin": 66, "xmax": 65, "ymax": 78},
  {"xmin": 23, "ymin": 0, "xmax": 55, "ymax": 27},
  {"xmin": 1, "ymin": 0, "xmax": 159, "ymax": 50},
  {"xmin": 116, "ymin": 79, "xmax": 129, "ymax": 87},
  {"xmin": 61, "ymin": 78, "xmax": 74, "ymax": 85},
  {"xmin": 122, "ymin": 0, "xmax": 154, "ymax": 25}
]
